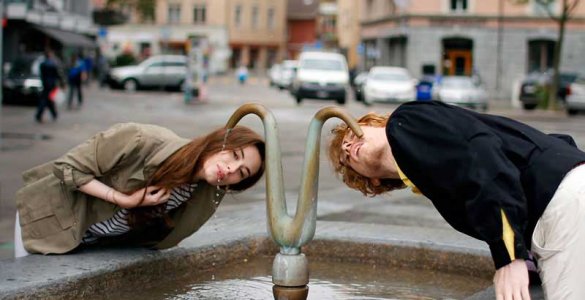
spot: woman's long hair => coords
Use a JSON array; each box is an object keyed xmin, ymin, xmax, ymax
[{"xmin": 127, "ymin": 126, "xmax": 266, "ymax": 228}]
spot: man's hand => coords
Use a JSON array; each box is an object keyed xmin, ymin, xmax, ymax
[{"xmin": 494, "ymin": 259, "xmax": 531, "ymax": 300}]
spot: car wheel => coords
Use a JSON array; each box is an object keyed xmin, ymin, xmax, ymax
[
  {"xmin": 296, "ymin": 96, "xmax": 303, "ymax": 104},
  {"xmin": 363, "ymin": 94, "xmax": 373, "ymax": 106},
  {"xmin": 568, "ymin": 109, "xmax": 579, "ymax": 116},
  {"xmin": 123, "ymin": 79, "xmax": 138, "ymax": 92},
  {"xmin": 523, "ymin": 103, "xmax": 537, "ymax": 110},
  {"xmin": 336, "ymin": 96, "xmax": 346, "ymax": 105}
]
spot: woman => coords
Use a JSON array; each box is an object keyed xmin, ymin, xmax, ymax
[
  {"xmin": 328, "ymin": 101, "xmax": 585, "ymax": 299},
  {"xmin": 15, "ymin": 122, "xmax": 265, "ymax": 257}
]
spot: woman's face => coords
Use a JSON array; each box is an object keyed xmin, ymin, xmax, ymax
[{"xmin": 199, "ymin": 145, "xmax": 262, "ymax": 186}]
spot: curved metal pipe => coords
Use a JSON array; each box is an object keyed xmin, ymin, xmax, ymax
[{"xmin": 226, "ymin": 103, "xmax": 362, "ymax": 253}]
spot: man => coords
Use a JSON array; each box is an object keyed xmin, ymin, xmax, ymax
[
  {"xmin": 328, "ymin": 101, "xmax": 585, "ymax": 299},
  {"xmin": 66, "ymin": 54, "xmax": 85, "ymax": 110},
  {"xmin": 35, "ymin": 49, "xmax": 64, "ymax": 123}
]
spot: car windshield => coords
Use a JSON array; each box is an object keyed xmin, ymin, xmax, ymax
[
  {"xmin": 370, "ymin": 72, "xmax": 410, "ymax": 81},
  {"xmin": 442, "ymin": 78, "xmax": 475, "ymax": 89},
  {"xmin": 301, "ymin": 59, "xmax": 343, "ymax": 71},
  {"xmin": 560, "ymin": 73, "xmax": 579, "ymax": 84},
  {"xmin": 8, "ymin": 57, "xmax": 40, "ymax": 77}
]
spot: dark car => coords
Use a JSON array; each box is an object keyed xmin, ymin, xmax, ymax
[
  {"xmin": 2, "ymin": 54, "xmax": 45, "ymax": 106},
  {"xmin": 519, "ymin": 71, "xmax": 579, "ymax": 110},
  {"xmin": 352, "ymin": 72, "xmax": 368, "ymax": 102}
]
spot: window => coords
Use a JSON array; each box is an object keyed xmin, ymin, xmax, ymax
[
  {"xmin": 193, "ymin": 4, "xmax": 207, "ymax": 24},
  {"xmin": 267, "ymin": 8, "xmax": 275, "ymax": 29},
  {"xmin": 532, "ymin": 0, "xmax": 556, "ymax": 16},
  {"xmin": 450, "ymin": 0, "xmax": 468, "ymax": 12},
  {"xmin": 235, "ymin": 5, "xmax": 242, "ymax": 27},
  {"xmin": 251, "ymin": 5, "xmax": 259, "ymax": 28},
  {"xmin": 168, "ymin": 3, "xmax": 181, "ymax": 24}
]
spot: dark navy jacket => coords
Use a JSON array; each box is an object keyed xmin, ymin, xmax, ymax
[
  {"xmin": 387, "ymin": 101, "xmax": 585, "ymax": 269},
  {"xmin": 40, "ymin": 58, "xmax": 62, "ymax": 90}
]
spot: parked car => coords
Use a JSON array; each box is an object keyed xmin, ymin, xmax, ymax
[
  {"xmin": 268, "ymin": 63, "xmax": 281, "ymax": 87},
  {"xmin": 352, "ymin": 71, "xmax": 368, "ymax": 102},
  {"xmin": 274, "ymin": 60, "xmax": 298, "ymax": 90},
  {"xmin": 108, "ymin": 55, "xmax": 195, "ymax": 92},
  {"xmin": 2, "ymin": 54, "xmax": 44, "ymax": 105},
  {"xmin": 432, "ymin": 76, "xmax": 488, "ymax": 111},
  {"xmin": 519, "ymin": 71, "xmax": 579, "ymax": 110},
  {"xmin": 291, "ymin": 51, "xmax": 349, "ymax": 105},
  {"xmin": 565, "ymin": 76, "xmax": 585, "ymax": 115},
  {"xmin": 363, "ymin": 66, "xmax": 417, "ymax": 105}
]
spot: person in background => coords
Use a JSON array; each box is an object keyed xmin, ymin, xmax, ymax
[
  {"xmin": 237, "ymin": 64, "xmax": 249, "ymax": 85},
  {"xmin": 35, "ymin": 49, "xmax": 64, "ymax": 123},
  {"xmin": 328, "ymin": 101, "xmax": 585, "ymax": 299},
  {"xmin": 66, "ymin": 54, "xmax": 85, "ymax": 110},
  {"xmin": 15, "ymin": 123, "xmax": 265, "ymax": 257},
  {"xmin": 96, "ymin": 53, "xmax": 110, "ymax": 88},
  {"xmin": 82, "ymin": 53, "xmax": 94, "ymax": 85}
]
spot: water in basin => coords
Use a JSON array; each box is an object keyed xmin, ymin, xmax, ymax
[{"xmin": 109, "ymin": 255, "xmax": 491, "ymax": 299}]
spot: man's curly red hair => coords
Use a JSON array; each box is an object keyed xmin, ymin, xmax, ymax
[{"xmin": 327, "ymin": 112, "xmax": 405, "ymax": 197}]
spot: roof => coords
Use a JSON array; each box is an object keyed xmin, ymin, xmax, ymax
[
  {"xmin": 287, "ymin": 0, "xmax": 319, "ymax": 20},
  {"xmin": 34, "ymin": 26, "xmax": 97, "ymax": 48}
]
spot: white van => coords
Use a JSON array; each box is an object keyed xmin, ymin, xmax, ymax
[{"xmin": 291, "ymin": 51, "xmax": 349, "ymax": 104}]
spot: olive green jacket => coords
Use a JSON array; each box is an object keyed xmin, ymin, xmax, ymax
[{"xmin": 15, "ymin": 123, "xmax": 224, "ymax": 254}]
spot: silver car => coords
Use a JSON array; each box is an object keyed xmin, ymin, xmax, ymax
[
  {"xmin": 108, "ymin": 55, "xmax": 192, "ymax": 92},
  {"xmin": 566, "ymin": 76, "xmax": 585, "ymax": 116},
  {"xmin": 433, "ymin": 76, "xmax": 488, "ymax": 111}
]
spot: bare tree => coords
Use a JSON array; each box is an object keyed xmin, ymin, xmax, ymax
[{"xmin": 534, "ymin": 0, "xmax": 581, "ymax": 110}]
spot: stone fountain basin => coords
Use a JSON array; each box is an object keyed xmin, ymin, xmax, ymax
[{"xmin": 0, "ymin": 217, "xmax": 543, "ymax": 299}]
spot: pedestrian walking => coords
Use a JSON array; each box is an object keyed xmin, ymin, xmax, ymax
[
  {"xmin": 66, "ymin": 54, "xmax": 85, "ymax": 110},
  {"xmin": 35, "ymin": 49, "xmax": 64, "ymax": 123},
  {"xmin": 14, "ymin": 123, "xmax": 265, "ymax": 257},
  {"xmin": 327, "ymin": 101, "xmax": 585, "ymax": 300}
]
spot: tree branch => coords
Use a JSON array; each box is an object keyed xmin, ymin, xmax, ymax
[{"xmin": 567, "ymin": 0, "xmax": 581, "ymax": 15}]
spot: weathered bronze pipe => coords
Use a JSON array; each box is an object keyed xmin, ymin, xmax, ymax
[
  {"xmin": 226, "ymin": 103, "xmax": 362, "ymax": 299},
  {"xmin": 225, "ymin": 103, "xmax": 362, "ymax": 253}
]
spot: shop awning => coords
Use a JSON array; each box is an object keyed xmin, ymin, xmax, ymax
[{"xmin": 34, "ymin": 26, "xmax": 96, "ymax": 48}]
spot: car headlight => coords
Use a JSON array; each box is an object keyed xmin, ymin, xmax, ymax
[
  {"xmin": 110, "ymin": 72, "xmax": 123, "ymax": 81},
  {"xmin": 24, "ymin": 78, "xmax": 43, "ymax": 89}
]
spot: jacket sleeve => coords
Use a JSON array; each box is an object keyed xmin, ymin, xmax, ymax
[
  {"xmin": 53, "ymin": 123, "xmax": 145, "ymax": 190},
  {"xmin": 390, "ymin": 102, "xmax": 529, "ymax": 269}
]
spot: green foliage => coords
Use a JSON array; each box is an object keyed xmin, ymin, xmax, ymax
[
  {"xmin": 113, "ymin": 53, "xmax": 137, "ymax": 67},
  {"xmin": 106, "ymin": 0, "xmax": 155, "ymax": 22},
  {"xmin": 536, "ymin": 85, "xmax": 551, "ymax": 109}
]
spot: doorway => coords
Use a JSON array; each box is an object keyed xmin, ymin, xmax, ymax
[{"xmin": 442, "ymin": 38, "xmax": 473, "ymax": 76}]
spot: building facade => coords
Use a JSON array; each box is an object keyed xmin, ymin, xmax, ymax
[
  {"xmin": 337, "ymin": 0, "xmax": 361, "ymax": 70},
  {"xmin": 224, "ymin": 0, "xmax": 287, "ymax": 70},
  {"xmin": 287, "ymin": 0, "xmax": 319, "ymax": 60},
  {"xmin": 3, "ymin": 0, "xmax": 96, "ymax": 63},
  {"xmin": 102, "ymin": 0, "xmax": 287, "ymax": 73},
  {"xmin": 359, "ymin": 0, "xmax": 585, "ymax": 99}
]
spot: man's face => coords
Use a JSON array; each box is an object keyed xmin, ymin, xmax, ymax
[{"xmin": 340, "ymin": 126, "xmax": 392, "ymax": 179}]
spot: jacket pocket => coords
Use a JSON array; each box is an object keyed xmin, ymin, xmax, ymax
[{"xmin": 16, "ymin": 175, "xmax": 75, "ymax": 239}]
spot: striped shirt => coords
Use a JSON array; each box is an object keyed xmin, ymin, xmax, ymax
[{"xmin": 81, "ymin": 183, "xmax": 198, "ymax": 244}]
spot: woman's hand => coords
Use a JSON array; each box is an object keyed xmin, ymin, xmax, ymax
[
  {"xmin": 116, "ymin": 186, "xmax": 171, "ymax": 208},
  {"xmin": 494, "ymin": 259, "xmax": 530, "ymax": 300}
]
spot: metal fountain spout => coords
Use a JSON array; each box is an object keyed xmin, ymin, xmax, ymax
[{"xmin": 226, "ymin": 103, "xmax": 362, "ymax": 300}]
